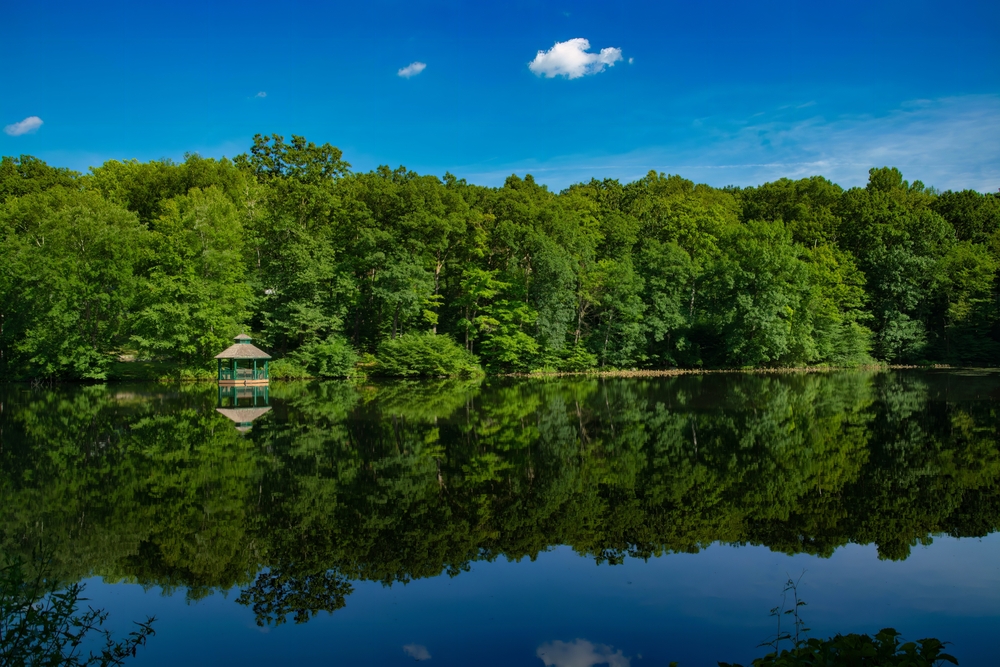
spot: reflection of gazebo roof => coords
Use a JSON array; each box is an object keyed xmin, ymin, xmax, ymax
[
  {"xmin": 215, "ymin": 343, "xmax": 271, "ymax": 359},
  {"xmin": 216, "ymin": 406, "xmax": 272, "ymax": 425}
]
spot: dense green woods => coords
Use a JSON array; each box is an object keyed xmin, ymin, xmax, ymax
[
  {"xmin": 2, "ymin": 137, "xmax": 999, "ymax": 379},
  {"xmin": 1, "ymin": 372, "xmax": 998, "ymax": 623}
]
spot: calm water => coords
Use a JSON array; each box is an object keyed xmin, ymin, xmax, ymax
[{"xmin": 2, "ymin": 371, "xmax": 999, "ymax": 665}]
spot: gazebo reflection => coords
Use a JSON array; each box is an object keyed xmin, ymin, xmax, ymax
[{"xmin": 216, "ymin": 384, "xmax": 271, "ymax": 433}]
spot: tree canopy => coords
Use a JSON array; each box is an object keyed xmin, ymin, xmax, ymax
[{"xmin": 2, "ymin": 140, "xmax": 998, "ymax": 379}]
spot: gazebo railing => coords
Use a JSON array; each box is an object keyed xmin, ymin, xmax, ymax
[{"xmin": 218, "ymin": 365, "xmax": 268, "ymax": 381}]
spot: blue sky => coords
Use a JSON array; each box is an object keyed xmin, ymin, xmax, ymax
[{"xmin": 2, "ymin": 0, "xmax": 999, "ymax": 191}]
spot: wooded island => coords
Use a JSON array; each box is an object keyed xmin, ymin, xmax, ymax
[{"xmin": 1, "ymin": 134, "xmax": 998, "ymax": 380}]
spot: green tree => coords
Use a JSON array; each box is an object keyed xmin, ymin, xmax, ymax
[
  {"xmin": 932, "ymin": 242, "xmax": 1000, "ymax": 362},
  {"xmin": 704, "ymin": 221, "xmax": 813, "ymax": 367},
  {"xmin": 130, "ymin": 187, "xmax": 251, "ymax": 366},
  {"xmin": 0, "ymin": 189, "xmax": 144, "ymax": 379},
  {"xmin": 0, "ymin": 155, "xmax": 79, "ymax": 202}
]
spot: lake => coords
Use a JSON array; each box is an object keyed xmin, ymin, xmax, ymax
[{"xmin": 2, "ymin": 370, "xmax": 999, "ymax": 665}]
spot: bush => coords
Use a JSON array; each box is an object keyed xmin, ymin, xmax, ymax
[
  {"xmin": 107, "ymin": 361, "xmax": 214, "ymax": 382},
  {"xmin": 374, "ymin": 333, "xmax": 482, "ymax": 378},
  {"xmin": 268, "ymin": 358, "xmax": 312, "ymax": 380},
  {"xmin": 288, "ymin": 335, "xmax": 359, "ymax": 378},
  {"xmin": 176, "ymin": 366, "xmax": 216, "ymax": 382},
  {"xmin": 555, "ymin": 343, "xmax": 599, "ymax": 372}
]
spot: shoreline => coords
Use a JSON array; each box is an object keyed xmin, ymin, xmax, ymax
[
  {"xmin": 6, "ymin": 363, "xmax": 996, "ymax": 386},
  {"xmin": 500, "ymin": 363, "xmax": 974, "ymax": 379}
]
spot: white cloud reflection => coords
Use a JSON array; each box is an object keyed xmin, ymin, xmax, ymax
[
  {"xmin": 403, "ymin": 643, "xmax": 431, "ymax": 660},
  {"xmin": 536, "ymin": 639, "xmax": 630, "ymax": 667}
]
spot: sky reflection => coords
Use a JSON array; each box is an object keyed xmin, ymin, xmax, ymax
[
  {"xmin": 82, "ymin": 535, "xmax": 1000, "ymax": 666},
  {"xmin": 537, "ymin": 639, "xmax": 631, "ymax": 667}
]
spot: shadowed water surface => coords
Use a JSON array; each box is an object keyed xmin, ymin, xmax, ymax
[{"xmin": 2, "ymin": 370, "xmax": 999, "ymax": 665}]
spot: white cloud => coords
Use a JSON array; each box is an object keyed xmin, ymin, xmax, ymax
[
  {"xmin": 693, "ymin": 94, "xmax": 1000, "ymax": 190},
  {"xmin": 536, "ymin": 639, "xmax": 630, "ymax": 667},
  {"xmin": 4, "ymin": 116, "xmax": 43, "ymax": 136},
  {"xmin": 398, "ymin": 62, "xmax": 427, "ymax": 78},
  {"xmin": 529, "ymin": 38, "xmax": 622, "ymax": 79},
  {"xmin": 452, "ymin": 94, "xmax": 1000, "ymax": 193},
  {"xmin": 403, "ymin": 644, "xmax": 431, "ymax": 661},
  {"xmin": 255, "ymin": 91, "xmax": 267, "ymax": 98}
]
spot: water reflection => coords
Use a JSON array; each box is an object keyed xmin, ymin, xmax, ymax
[
  {"xmin": 537, "ymin": 639, "xmax": 630, "ymax": 667},
  {"xmin": 216, "ymin": 384, "xmax": 271, "ymax": 433},
  {"xmin": 403, "ymin": 644, "xmax": 432, "ymax": 661},
  {"xmin": 0, "ymin": 370, "xmax": 998, "ymax": 630}
]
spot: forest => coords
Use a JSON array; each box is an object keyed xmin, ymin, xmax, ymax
[{"xmin": 1, "ymin": 135, "xmax": 999, "ymax": 380}]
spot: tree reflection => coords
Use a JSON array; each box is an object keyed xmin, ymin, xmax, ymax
[{"xmin": 1, "ymin": 371, "xmax": 998, "ymax": 626}]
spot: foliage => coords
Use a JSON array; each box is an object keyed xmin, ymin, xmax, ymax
[
  {"xmin": 0, "ymin": 556, "xmax": 155, "ymax": 666},
  {"xmin": 289, "ymin": 335, "xmax": 359, "ymax": 377},
  {"xmin": 1, "ymin": 370, "xmax": 998, "ymax": 627},
  {"xmin": 267, "ymin": 358, "xmax": 313, "ymax": 379},
  {"xmin": 2, "ymin": 144, "xmax": 999, "ymax": 380},
  {"xmin": 0, "ymin": 189, "xmax": 144, "ymax": 380},
  {"xmin": 720, "ymin": 569, "xmax": 958, "ymax": 667},
  {"xmin": 721, "ymin": 630, "xmax": 957, "ymax": 667},
  {"xmin": 129, "ymin": 186, "xmax": 251, "ymax": 365},
  {"xmin": 236, "ymin": 566, "xmax": 352, "ymax": 627},
  {"xmin": 374, "ymin": 332, "xmax": 482, "ymax": 377}
]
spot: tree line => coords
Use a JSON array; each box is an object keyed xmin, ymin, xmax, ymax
[
  {"xmin": 2, "ymin": 372, "xmax": 997, "ymax": 622},
  {"xmin": 1, "ymin": 135, "xmax": 998, "ymax": 379}
]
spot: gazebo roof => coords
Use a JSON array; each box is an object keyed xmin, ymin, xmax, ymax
[
  {"xmin": 216, "ymin": 407, "xmax": 272, "ymax": 423},
  {"xmin": 234, "ymin": 333, "xmax": 253, "ymax": 341},
  {"xmin": 215, "ymin": 343, "xmax": 272, "ymax": 359}
]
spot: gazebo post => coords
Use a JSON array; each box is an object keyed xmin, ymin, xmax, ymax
[{"xmin": 253, "ymin": 359, "xmax": 257, "ymax": 380}]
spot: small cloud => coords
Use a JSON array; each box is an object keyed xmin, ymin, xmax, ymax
[
  {"xmin": 255, "ymin": 91, "xmax": 267, "ymax": 98},
  {"xmin": 403, "ymin": 644, "xmax": 431, "ymax": 661},
  {"xmin": 628, "ymin": 57, "xmax": 634, "ymax": 64},
  {"xmin": 529, "ymin": 38, "xmax": 623, "ymax": 79},
  {"xmin": 398, "ymin": 62, "xmax": 427, "ymax": 78},
  {"xmin": 4, "ymin": 116, "xmax": 43, "ymax": 136},
  {"xmin": 537, "ymin": 639, "xmax": 630, "ymax": 667}
]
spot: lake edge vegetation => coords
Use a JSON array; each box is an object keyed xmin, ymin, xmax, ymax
[{"xmin": 2, "ymin": 135, "xmax": 998, "ymax": 381}]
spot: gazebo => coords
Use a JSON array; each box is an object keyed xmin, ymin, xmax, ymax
[{"xmin": 215, "ymin": 334, "xmax": 271, "ymax": 385}]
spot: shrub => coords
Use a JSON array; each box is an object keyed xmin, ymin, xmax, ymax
[
  {"xmin": 374, "ymin": 333, "xmax": 482, "ymax": 378},
  {"xmin": 555, "ymin": 343, "xmax": 599, "ymax": 372},
  {"xmin": 268, "ymin": 358, "xmax": 312, "ymax": 380},
  {"xmin": 289, "ymin": 335, "xmax": 359, "ymax": 378}
]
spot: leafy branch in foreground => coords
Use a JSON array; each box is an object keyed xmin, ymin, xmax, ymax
[
  {"xmin": 759, "ymin": 572, "xmax": 811, "ymax": 655},
  {"xmin": 0, "ymin": 556, "xmax": 155, "ymax": 666},
  {"xmin": 720, "ymin": 572, "xmax": 957, "ymax": 667},
  {"xmin": 720, "ymin": 629, "xmax": 958, "ymax": 667}
]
